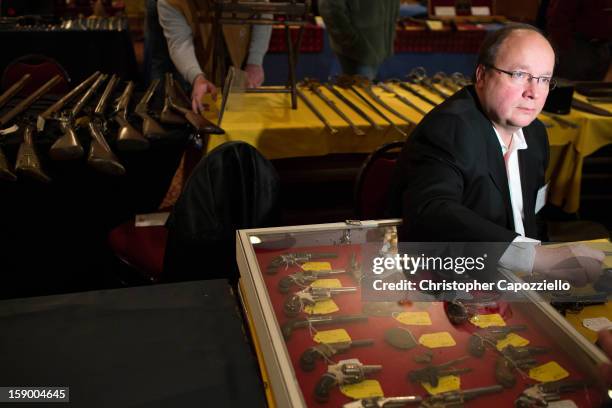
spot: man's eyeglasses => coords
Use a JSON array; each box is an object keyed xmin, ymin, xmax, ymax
[{"xmin": 486, "ymin": 65, "xmax": 557, "ymax": 90}]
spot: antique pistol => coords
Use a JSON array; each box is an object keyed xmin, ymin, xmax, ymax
[
  {"xmin": 266, "ymin": 252, "xmax": 338, "ymax": 275},
  {"xmin": 407, "ymin": 356, "xmax": 472, "ymax": 387},
  {"xmin": 515, "ymin": 379, "xmax": 589, "ymax": 407},
  {"xmin": 299, "ymin": 339, "xmax": 374, "ymax": 371},
  {"xmin": 420, "ymin": 384, "xmax": 503, "ymax": 408},
  {"xmin": 283, "ymin": 286, "xmax": 357, "ymax": 317},
  {"xmin": 468, "ymin": 325, "xmax": 528, "ymax": 357},
  {"xmin": 495, "ymin": 345, "xmax": 547, "ymax": 388},
  {"xmin": 281, "ymin": 314, "xmax": 368, "ymax": 341},
  {"xmin": 114, "ymin": 80, "xmax": 148, "ymax": 151},
  {"xmin": 494, "ymin": 356, "xmax": 538, "ymax": 389},
  {"xmin": 343, "ymin": 395, "xmax": 421, "ymax": 408},
  {"xmin": 444, "ymin": 299, "xmax": 499, "ymax": 325},
  {"xmin": 278, "ymin": 268, "xmax": 346, "ymax": 293},
  {"xmin": 314, "ymin": 359, "xmax": 382, "ymax": 403}
]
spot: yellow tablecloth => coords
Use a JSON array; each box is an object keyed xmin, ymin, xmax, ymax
[{"xmin": 210, "ymin": 84, "xmax": 612, "ymax": 213}]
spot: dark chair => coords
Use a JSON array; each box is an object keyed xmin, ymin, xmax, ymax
[
  {"xmin": 1, "ymin": 54, "xmax": 70, "ymax": 95},
  {"xmin": 108, "ymin": 141, "xmax": 281, "ymax": 285},
  {"xmin": 354, "ymin": 141, "xmax": 404, "ymax": 220},
  {"xmin": 107, "ymin": 217, "xmax": 169, "ymax": 283},
  {"xmin": 107, "ymin": 144, "xmax": 204, "ymax": 284},
  {"xmin": 162, "ymin": 141, "xmax": 281, "ymax": 283}
]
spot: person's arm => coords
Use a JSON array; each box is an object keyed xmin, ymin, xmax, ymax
[
  {"xmin": 157, "ymin": 0, "xmax": 202, "ymax": 85},
  {"xmin": 157, "ymin": 0, "xmax": 217, "ymax": 112},
  {"xmin": 244, "ymin": 22, "xmax": 272, "ymax": 87}
]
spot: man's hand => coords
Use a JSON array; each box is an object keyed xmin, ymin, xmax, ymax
[
  {"xmin": 191, "ymin": 74, "xmax": 217, "ymax": 114},
  {"xmin": 245, "ymin": 64, "xmax": 264, "ymax": 88},
  {"xmin": 533, "ymin": 244, "xmax": 604, "ymax": 286}
]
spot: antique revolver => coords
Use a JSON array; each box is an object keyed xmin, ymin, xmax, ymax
[
  {"xmin": 343, "ymin": 395, "xmax": 421, "ymax": 408},
  {"xmin": 283, "ymin": 286, "xmax": 357, "ymax": 317},
  {"xmin": 314, "ymin": 359, "xmax": 382, "ymax": 403},
  {"xmin": 278, "ymin": 268, "xmax": 346, "ymax": 293},
  {"xmin": 281, "ymin": 314, "xmax": 368, "ymax": 341},
  {"xmin": 514, "ymin": 379, "xmax": 588, "ymax": 407},
  {"xmin": 444, "ymin": 299, "xmax": 499, "ymax": 325},
  {"xmin": 299, "ymin": 339, "xmax": 374, "ymax": 371},
  {"xmin": 266, "ymin": 252, "xmax": 338, "ymax": 275},
  {"xmin": 407, "ymin": 356, "xmax": 472, "ymax": 387},
  {"xmin": 420, "ymin": 384, "xmax": 504, "ymax": 408},
  {"xmin": 468, "ymin": 325, "xmax": 528, "ymax": 357}
]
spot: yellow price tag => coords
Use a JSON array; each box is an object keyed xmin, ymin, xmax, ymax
[
  {"xmin": 469, "ymin": 313, "xmax": 506, "ymax": 328},
  {"xmin": 418, "ymin": 332, "xmax": 456, "ymax": 348},
  {"xmin": 304, "ymin": 299, "xmax": 339, "ymax": 315},
  {"xmin": 496, "ymin": 333, "xmax": 530, "ymax": 351},
  {"xmin": 313, "ymin": 329, "xmax": 352, "ymax": 344},
  {"xmin": 421, "ymin": 375, "xmax": 461, "ymax": 395},
  {"xmin": 394, "ymin": 311, "xmax": 432, "ymax": 326},
  {"xmin": 310, "ymin": 279, "xmax": 342, "ymax": 288},
  {"xmin": 340, "ymin": 380, "xmax": 384, "ymax": 399},
  {"xmin": 302, "ymin": 262, "xmax": 332, "ymax": 271},
  {"xmin": 529, "ymin": 361, "xmax": 569, "ymax": 382}
]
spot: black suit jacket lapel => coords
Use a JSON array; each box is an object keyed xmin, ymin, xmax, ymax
[
  {"xmin": 519, "ymin": 127, "xmax": 537, "ymax": 238},
  {"xmin": 485, "ymin": 123, "xmax": 514, "ymax": 231}
]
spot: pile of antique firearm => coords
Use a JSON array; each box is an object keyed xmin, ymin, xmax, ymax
[
  {"xmin": 0, "ymin": 15, "xmax": 127, "ymax": 32},
  {"xmin": 296, "ymin": 66, "xmax": 607, "ymax": 136},
  {"xmin": 267, "ymin": 251, "xmax": 593, "ymax": 407},
  {"xmin": 0, "ymin": 72, "xmax": 223, "ymax": 182}
]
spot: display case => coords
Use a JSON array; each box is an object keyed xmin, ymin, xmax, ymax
[{"xmin": 236, "ymin": 220, "xmax": 609, "ymax": 407}]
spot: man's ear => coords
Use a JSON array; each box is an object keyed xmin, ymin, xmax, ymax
[{"xmin": 475, "ymin": 64, "xmax": 486, "ymax": 84}]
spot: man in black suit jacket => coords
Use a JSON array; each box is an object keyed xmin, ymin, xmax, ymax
[{"xmin": 388, "ymin": 24, "xmax": 603, "ymax": 284}]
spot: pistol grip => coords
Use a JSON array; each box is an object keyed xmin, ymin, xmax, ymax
[
  {"xmin": 314, "ymin": 373, "xmax": 337, "ymax": 403},
  {"xmin": 299, "ymin": 348, "xmax": 319, "ymax": 372}
]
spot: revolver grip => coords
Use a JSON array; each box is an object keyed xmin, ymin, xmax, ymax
[
  {"xmin": 266, "ymin": 260, "xmax": 280, "ymax": 275},
  {"xmin": 278, "ymin": 276, "xmax": 294, "ymax": 293},
  {"xmin": 299, "ymin": 347, "xmax": 320, "ymax": 372},
  {"xmin": 494, "ymin": 356, "xmax": 516, "ymax": 388},
  {"xmin": 314, "ymin": 373, "xmax": 337, "ymax": 403},
  {"xmin": 467, "ymin": 335, "xmax": 485, "ymax": 357},
  {"xmin": 284, "ymin": 295, "xmax": 303, "ymax": 318}
]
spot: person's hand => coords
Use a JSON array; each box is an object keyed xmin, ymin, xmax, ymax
[
  {"xmin": 245, "ymin": 64, "xmax": 264, "ymax": 88},
  {"xmin": 533, "ymin": 244, "xmax": 604, "ymax": 286},
  {"xmin": 597, "ymin": 330, "xmax": 612, "ymax": 386},
  {"xmin": 191, "ymin": 74, "xmax": 217, "ymax": 114}
]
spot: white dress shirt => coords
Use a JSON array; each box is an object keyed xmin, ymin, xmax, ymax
[{"xmin": 493, "ymin": 126, "xmax": 539, "ymax": 273}]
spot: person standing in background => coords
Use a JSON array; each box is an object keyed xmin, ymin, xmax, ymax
[
  {"xmin": 158, "ymin": 0, "xmax": 272, "ymax": 113},
  {"xmin": 319, "ymin": 0, "xmax": 400, "ymax": 80}
]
